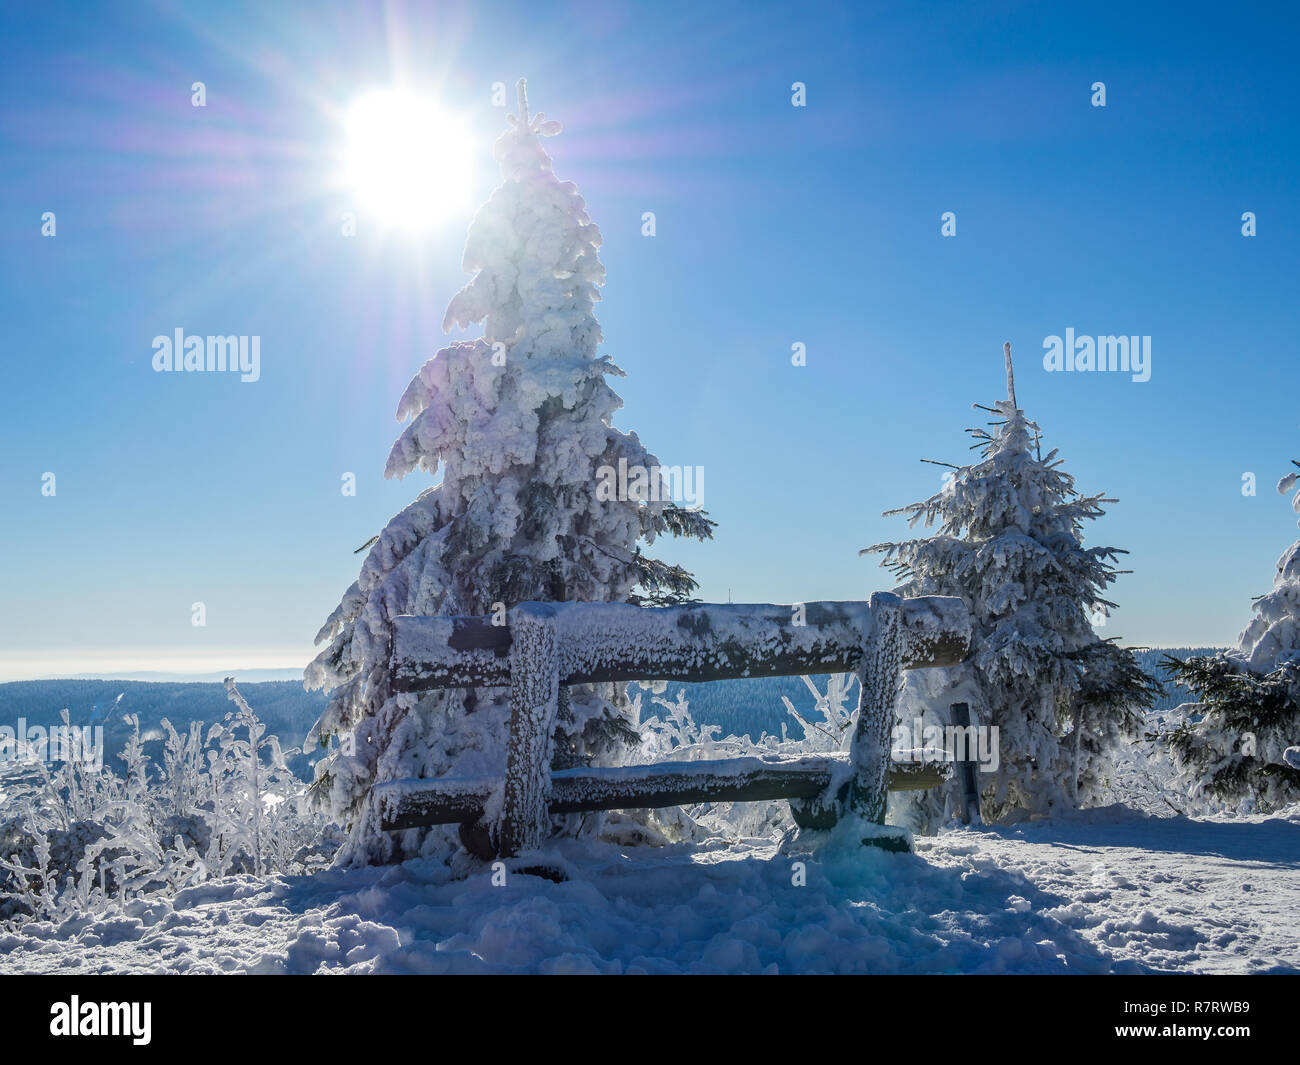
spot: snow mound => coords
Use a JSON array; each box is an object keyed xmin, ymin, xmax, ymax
[{"xmin": 4, "ymin": 806, "xmax": 1296, "ymax": 974}]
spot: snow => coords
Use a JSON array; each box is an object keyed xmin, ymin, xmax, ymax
[
  {"xmin": 1236, "ymin": 538, "xmax": 1300, "ymax": 674},
  {"xmin": 3, "ymin": 805, "xmax": 1296, "ymax": 974}
]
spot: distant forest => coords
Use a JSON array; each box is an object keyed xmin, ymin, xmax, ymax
[{"xmin": 0, "ymin": 648, "xmax": 1225, "ymax": 773}]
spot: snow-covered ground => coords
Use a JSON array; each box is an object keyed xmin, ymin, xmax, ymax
[{"xmin": 3, "ymin": 804, "xmax": 1295, "ymax": 974}]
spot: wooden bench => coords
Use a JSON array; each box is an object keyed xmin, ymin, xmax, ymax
[{"xmin": 374, "ymin": 592, "xmax": 970, "ymax": 858}]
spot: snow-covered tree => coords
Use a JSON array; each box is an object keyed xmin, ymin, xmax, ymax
[
  {"xmin": 305, "ymin": 81, "xmax": 713, "ymax": 866},
  {"xmin": 1166, "ymin": 462, "xmax": 1300, "ymax": 810},
  {"xmin": 864, "ymin": 344, "xmax": 1156, "ymax": 825}
]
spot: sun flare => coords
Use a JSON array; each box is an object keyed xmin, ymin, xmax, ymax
[{"xmin": 344, "ymin": 89, "xmax": 473, "ymax": 233}]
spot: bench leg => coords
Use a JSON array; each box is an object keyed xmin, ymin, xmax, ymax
[
  {"xmin": 496, "ymin": 605, "xmax": 560, "ymax": 858},
  {"xmin": 849, "ymin": 593, "xmax": 909, "ymax": 851}
]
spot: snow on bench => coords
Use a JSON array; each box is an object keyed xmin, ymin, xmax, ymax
[
  {"xmin": 375, "ymin": 753, "xmax": 953, "ymax": 832},
  {"xmin": 383, "ymin": 592, "xmax": 970, "ymax": 858},
  {"xmin": 390, "ymin": 596, "xmax": 970, "ymax": 689}
]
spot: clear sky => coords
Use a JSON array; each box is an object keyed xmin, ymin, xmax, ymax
[{"xmin": 2, "ymin": 0, "xmax": 1299, "ymax": 681}]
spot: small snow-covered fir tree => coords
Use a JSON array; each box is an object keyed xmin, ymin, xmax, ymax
[
  {"xmin": 306, "ymin": 81, "xmax": 713, "ymax": 866},
  {"xmin": 865, "ymin": 343, "xmax": 1156, "ymax": 824},
  {"xmin": 1166, "ymin": 462, "xmax": 1300, "ymax": 810}
]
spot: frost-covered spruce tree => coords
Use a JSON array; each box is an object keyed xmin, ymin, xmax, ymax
[
  {"xmin": 306, "ymin": 81, "xmax": 713, "ymax": 866},
  {"xmin": 865, "ymin": 344, "xmax": 1155, "ymax": 824},
  {"xmin": 1166, "ymin": 462, "xmax": 1300, "ymax": 810}
]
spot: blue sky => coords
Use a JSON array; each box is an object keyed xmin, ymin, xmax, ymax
[{"xmin": 2, "ymin": 0, "xmax": 1298, "ymax": 680}]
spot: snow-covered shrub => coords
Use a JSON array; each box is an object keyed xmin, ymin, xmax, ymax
[
  {"xmin": 305, "ymin": 80, "xmax": 713, "ymax": 866},
  {"xmin": 1095, "ymin": 706, "xmax": 1195, "ymax": 816},
  {"xmin": 0, "ymin": 681, "xmax": 336, "ymax": 927},
  {"xmin": 636, "ymin": 686, "xmax": 722, "ymax": 762},
  {"xmin": 780, "ymin": 674, "xmax": 857, "ymax": 753},
  {"xmin": 637, "ymin": 683, "xmax": 805, "ymax": 766},
  {"xmin": 634, "ymin": 674, "xmax": 858, "ymax": 841}
]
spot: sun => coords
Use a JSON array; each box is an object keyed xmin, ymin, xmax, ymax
[{"xmin": 343, "ymin": 89, "xmax": 473, "ymax": 233}]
